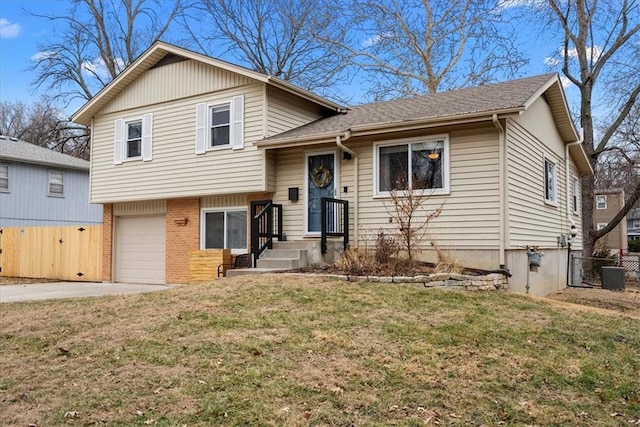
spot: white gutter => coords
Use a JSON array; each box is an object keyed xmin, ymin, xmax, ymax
[
  {"xmin": 335, "ymin": 132, "xmax": 358, "ymax": 246},
  {"xmin": 492, "ymin": 114, "xmax": 507, "ymax": 267}
]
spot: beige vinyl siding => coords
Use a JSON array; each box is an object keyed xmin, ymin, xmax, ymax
[
  {"xmin": 113, "ymin": 200, "xmax": 167, "ymax": 216},
  {"xmin": 91, "ymin": 84, "xmax": 266, "ymax": 203},
  {"xmin": 357, "ymin": 126, "xmax": 501, "ymax": 250},
  {"xmin": 507, "ymin": 118, "xmax": 568, "ymax": 248},
  {"xmin": 102, "ymin": 60, "xmax": 254, "ymax": 114},
  {"xmin": 266, "ymin": 86, "xmax": 325, "ymax": 137},
  {"xmin": 265, "ymin": 150, "xmax": 277, "ymax": 192},
  {"xmin": 270, "ymin": 126, "xmax": 500, "ymax": 250},
  {"xmin": 568, "ymin": 161, "xmax": 583, "ymax": 250}
]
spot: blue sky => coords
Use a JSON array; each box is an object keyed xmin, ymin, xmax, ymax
[{"xmin": 0, "ymin": 0, "xmax": 580, "ymax": 118}]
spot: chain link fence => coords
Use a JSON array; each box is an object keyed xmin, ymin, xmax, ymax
[{"xmin": 570, "ymin": 254, "xmax": 640, "ymax": 287}]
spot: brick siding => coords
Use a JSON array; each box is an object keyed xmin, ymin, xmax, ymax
[
  {"xmin": 166, "ymin": 197, "xmax": 201, "ymax": 283},
  {"xmin": 102, "ymin": 203, "xmax": 113, "ymax": 281}
]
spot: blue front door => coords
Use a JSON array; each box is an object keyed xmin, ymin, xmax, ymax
[{"xmin": 307, "ymin": 153, "xmax": 335, "ymax": 233}]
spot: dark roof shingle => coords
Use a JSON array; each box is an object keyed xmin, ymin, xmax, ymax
[{"xmin": 262, "ymin": 74, "xmax": 557, "ymax": 143}]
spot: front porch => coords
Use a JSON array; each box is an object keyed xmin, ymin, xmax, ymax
[{"xmin": 224, "ymin": 197, "xmax": 349, "ymax": 277}]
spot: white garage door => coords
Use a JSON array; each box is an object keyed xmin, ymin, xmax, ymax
[{"xmin": 115, "ymin": 215, "xmax": 166, "ymax": 284}]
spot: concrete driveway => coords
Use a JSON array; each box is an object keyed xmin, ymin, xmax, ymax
[{"xmin": 0, "ymin": 282, "xmax": 173, "ymax": 303}]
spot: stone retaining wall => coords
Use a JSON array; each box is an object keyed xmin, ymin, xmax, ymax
[{"xmin": 317, "ymin": 272, "xmax": 509, "ymax": 291}]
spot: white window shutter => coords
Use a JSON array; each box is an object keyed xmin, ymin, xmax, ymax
[
  {"xmin": 114, "ymin": 118, "xmax": 124, "ymax": 165},
  {"xmin": 195, "ymin": 102, "xmax": 207, "ymax": 154},
  {"xmin": 142, "ymin": 113, "xmax": 153, "ymax": 161},
  {"xmin": 231, "ymin": 95, "xmax": 244, "ymax": 150}
]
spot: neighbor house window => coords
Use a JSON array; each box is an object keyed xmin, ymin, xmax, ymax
[
  {"xmin": 126, "ymin": 119, "xmax": 142, "ymax": 158},
  {"xmin": 375, "ymin": 136, "xmax": 449, "ymax": 195},
  {"xmin": 597, "ymin": 223, "xmax": 608, "ymax": 231},
  {"xmin": 596, "ymin": 195, "xmax": 607, "ymax": 209},
  {"xmin": 633, "ymin": 219, "xmax": 640, "ymax": 228},
  {"xmin": 48, "ymin": 171, "xmax": 64, "ymax": 196},
  {"xmin": 544, "ymin": 158, "xmax": 556, "ymax": 203},
  {"xmin": 572, "ymin": 177, "xmax": 579, "ymax": 213},
  {"xmin": 0, "ymin": 164, "xmax": 8, "ymax": 191},
  {"xmin": 209, "ymin": 103, "xmax": 230, "ymax": 148},
  {"xmin": 201, "ymin": 208, "xmax": 247, "ymax": 253}
]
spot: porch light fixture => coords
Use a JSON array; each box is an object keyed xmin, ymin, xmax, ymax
[{"xmin": 174, "ymin": 217, "xmax": 188, "ymax": 226}]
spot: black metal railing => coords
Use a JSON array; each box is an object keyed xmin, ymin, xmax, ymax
[
  {"xmin": 320, "ymin": 197, "xmax": 348, "ymax": 255},
  {"xmin": 250, "ymin": 200, "xmax": 283, "ymax": 267}
]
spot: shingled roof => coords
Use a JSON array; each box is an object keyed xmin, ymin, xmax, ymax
[
  {"xmin": 0, "ymin": 136, "xmax": 89, "ymax": 171},
  {"xmin": 259, "ymin": 73, "xmax": 577, "ymax": 145}
]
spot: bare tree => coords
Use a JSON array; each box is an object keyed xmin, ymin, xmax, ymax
[
  {"xmin": 546, "ymin": 0, "xmax": 640, "ymax": 256},
  {"xmin": 338, "ymin": 0, "xmax": 527, "ymax": 100},
  {"xmin": 30, "ymin": 0, "xmax": 185, "ymax": 105},
  {"xmin": 385, "ymin": 180, "xmax": 443, "ymax": 266},
  {"xmin": 183, "ymin": 0, "xmax": 351, "ymax": 100},
  {"xmin": 0, "ymin": 98, "xmax": 90, "ymax": 159}
]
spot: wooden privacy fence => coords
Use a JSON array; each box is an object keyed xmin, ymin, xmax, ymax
[{"xmin": 0, "ymin": 225, "xmax": 102, "ymax": 282}]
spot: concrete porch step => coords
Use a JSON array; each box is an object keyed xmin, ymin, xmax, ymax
[{"xmin": 256, "ymin": 257, "xmax": 303, "ymax": 270}]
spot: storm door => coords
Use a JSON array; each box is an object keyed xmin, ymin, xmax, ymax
[{"xmin": 306, "ymin": 152, "xmax": 337, "ymax": 234}]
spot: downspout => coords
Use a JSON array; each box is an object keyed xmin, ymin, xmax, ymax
[
  {"xmin": 336, "ymin": 132, "xmax": 358, "ymax": 247},
  {"xmin": 492, "ymin": 114, "xmax": 507, "ymax": 268},
  {"xmin": 565, "ymin": 132, "xmax": 584, "ymax": 287}
]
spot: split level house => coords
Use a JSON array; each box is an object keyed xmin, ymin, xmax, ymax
[{"xmin": 71, "ymin": 42, "xmax": 593, "ymax": 296}]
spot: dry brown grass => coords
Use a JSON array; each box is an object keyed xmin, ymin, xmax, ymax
[{"xmin": 1, "ymin": 275, "xmax": 639, "ymax": 426}]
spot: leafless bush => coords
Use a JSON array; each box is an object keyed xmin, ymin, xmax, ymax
[{"xmin": 374, "ymin": 230, "xmax": 399, "ymax": 265}]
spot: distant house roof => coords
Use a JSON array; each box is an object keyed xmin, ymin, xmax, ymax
[
  {"xmin": 257, "ymin": 73, "xmax": 592, "ymax": 175},
  {"xmin": 0, "ymin": 136, "xmax": 89, "ymax": 171}
]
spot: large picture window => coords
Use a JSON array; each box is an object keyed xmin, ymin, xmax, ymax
[
  {"xmin": 376, "ymin": 136, "xmax": 448, "ymax": 195},
  {"xmin": 201, "ymin": 208, "xmax": 247, "ymax": 253}
]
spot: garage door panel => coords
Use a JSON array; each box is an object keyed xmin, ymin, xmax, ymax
[{"xmin": 115, "ymin": 215, "xmax": 165, "ymax": 284}]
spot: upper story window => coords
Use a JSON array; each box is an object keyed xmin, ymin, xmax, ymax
[
  {"xmin": 375, "ymin": 135, "xmax": 449, "ymax": 195},
  {"xmin": 633, "ymin": 219, "xmax": 640, "ymax": 228},
  {"xmin": 572, "ymin": 177, "xmax": 579, "ymax": 213},
  {"xmin": 126, "ymin": 120, "xmax": 142, "ymax": 159},
  {"xmin": 48, "ymin": 171, "xmax": 64, "ymax": 196},
  {"xmin": 195, "ymin": 95, "xmax": 244, "ymax": 154},
  {"xmin": 210, "ymin": 103, "xmax": 230, "ymax": 148},
  {"xmin": 596, "ymin": 222, "xmax": 608, "ymax": 231},
  {"xmin": 0, "ymin": 164, "xmax": 8, "ymax": 192},
  {"xmin": 544, "ymin": 158, "xmax": 556, "ymax": 204},
  {"xmin": 596, "ymin": 195, "xmax": 607, "ymax": 209},
  {"xmin": 113, "ymin": 113, "xmax": 153, "ymax": 164}
]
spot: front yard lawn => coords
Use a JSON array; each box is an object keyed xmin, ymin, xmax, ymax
[{"xmin": 1, "ymin": 275, "xmax": 638, "ymax": 426}]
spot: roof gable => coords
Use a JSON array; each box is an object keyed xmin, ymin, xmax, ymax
[
  {"xmin": 0, "ymin": 137, "xmax": 89, "ymax": 170},
  {"xmin": 71, "ymin": 41, "xmax": 343, "ymax": 125}
]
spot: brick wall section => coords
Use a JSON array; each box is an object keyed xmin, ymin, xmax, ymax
[
  {"xmin": 102, "ymin": 203, "xmax": 113, "ymax": 281},
  {"xmin": 166, "ymin": 197, "xmax": 201, "ymax": 284}
]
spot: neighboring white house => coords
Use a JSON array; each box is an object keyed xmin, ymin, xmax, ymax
[
  {"xmin": 0, "ymin": 136, "xmax": 103, "ymax": 227},
  {"xmin": 71, "ymin": 41, "xmax": 593, "ymax": 295}
]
